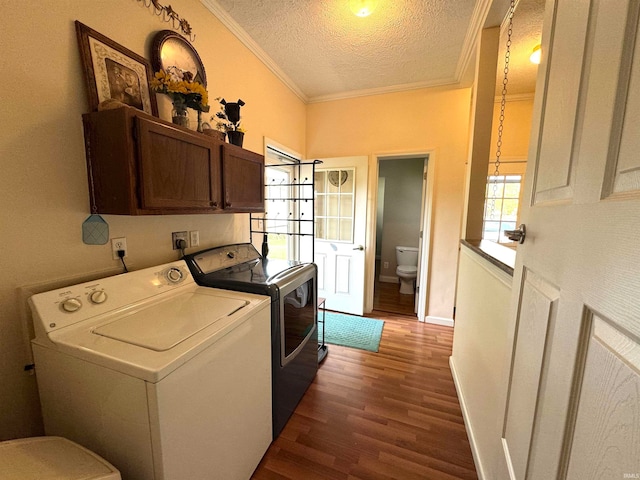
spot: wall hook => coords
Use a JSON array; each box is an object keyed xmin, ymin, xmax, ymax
[{"xmin": 139, "ymin": 0, "xmax": 196, "ymax": 41}]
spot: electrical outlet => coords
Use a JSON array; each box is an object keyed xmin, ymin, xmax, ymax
[
  {"xmin": 111, "ymin": 237, "xmax": 127, "ymax": 260},
  {"xmin": 383, "ymin": 261, "xmax": 389, "ymax": 269},
  {"xmin": 172, "ymin": 231, "xmax": 188, "ymax": 250},
  {"xmin": 189, "ymin": 230, "xmax": 200, "ymax": 247}
]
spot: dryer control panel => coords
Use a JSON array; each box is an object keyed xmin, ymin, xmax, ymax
[{"xmin": 190, "ymin": 243, "xmax": 260, "ymax": 274}]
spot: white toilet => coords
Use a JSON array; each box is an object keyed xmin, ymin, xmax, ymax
[
  {"xmin": 395, "ymin": 246, "xmax": 419, "ymax": 295},
  {"xmin": 0, "ymin": 436, "xmax": 121, "ymax": 480}
]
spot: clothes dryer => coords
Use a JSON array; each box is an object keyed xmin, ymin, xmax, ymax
[{"xmin": 184, "ymin": 243, "xmax": 318, "ymax": 438}]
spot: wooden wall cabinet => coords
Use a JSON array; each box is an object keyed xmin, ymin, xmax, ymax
[{"xmin": 82, "ymin": 106, "xmax": 264, "ymax": 215}]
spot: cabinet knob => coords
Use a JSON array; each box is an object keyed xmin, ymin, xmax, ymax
[
  {"xmin": 225, "ymin": 202, "xmax": 232, "ymax": 208},
  {"xmin": 210, "ymin": 201, "xmax": 218, "ymax": 208}
]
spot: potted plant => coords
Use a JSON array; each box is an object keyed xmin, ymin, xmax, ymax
[
  {"xmin": 150, "ymin": 66, "xmax": 209, "ymax": 130},
  {"xmin": 211, "ymin": 98, "xmax": 246, "ymax": 147}
]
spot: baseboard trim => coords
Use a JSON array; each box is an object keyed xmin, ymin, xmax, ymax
[
  {"xmin": 378, "ymin": 275, "xmax": 398, "ymax": 283},
  {"xmin": 449, "ymin": 356, "xmax": 486, "ymax": 480},
  {"xmin": 425, "ymin": 315, "xmax": 454, "ymax": 327}
]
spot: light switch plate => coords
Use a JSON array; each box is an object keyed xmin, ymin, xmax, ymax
[{"xmin": 189, "ymin": 230, "xmax": 200, "ymax": 247}]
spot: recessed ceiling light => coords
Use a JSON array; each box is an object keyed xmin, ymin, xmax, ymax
[
  {"xmin": 530, "ymin": 44, "xmax": 542, "ymax": 64},
  {"xmin": 350, "ymin": 0, "xmax": 378, "ymax": 17}
]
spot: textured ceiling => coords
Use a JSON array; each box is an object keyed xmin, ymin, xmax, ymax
[
  {"xmin": 203, "ymin": 0, "xmax": 544, "ymax": 102},
  {"xmin": 496, "ymin": 0, "xmax": 545, "ymax": 96}
]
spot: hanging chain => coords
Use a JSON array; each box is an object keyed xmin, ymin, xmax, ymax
[{"xmin": 490, "ymin": 0, "xmax": 515, "ymax": 220}]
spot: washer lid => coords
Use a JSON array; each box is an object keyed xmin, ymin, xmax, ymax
[
  {"xmin": 0, "ymin": 436, "xmax": 121, "ymax": 480},
  {"xmin": 93, "ymin": 291, "xmax": 248, "ymax": 351}
]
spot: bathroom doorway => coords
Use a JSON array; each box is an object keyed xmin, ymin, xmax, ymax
[{"xmin": 374, "ymin": 156, "xmax": 428, "ymax": 316}]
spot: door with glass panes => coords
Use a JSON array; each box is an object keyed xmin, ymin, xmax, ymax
[{"xmin": 314, "ymin": 156, "xmax": 368, "ymax": 315}]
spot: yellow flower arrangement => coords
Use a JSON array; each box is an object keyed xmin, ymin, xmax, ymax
[{"xmin": 150, "ymin": 67, "xmax": 209, "ymax": 112}]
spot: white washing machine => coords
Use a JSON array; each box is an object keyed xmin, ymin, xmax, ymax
[{"xmin": 29, "ymin": 261, "xmax": 272, "ymax": 480}]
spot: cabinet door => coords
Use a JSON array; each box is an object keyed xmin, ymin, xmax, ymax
[
  {"xmin": 221, "ymin": 143, "xmax": 265, "ymax": 212},
  {"xmin": 136, "ymin": 118, "xmax": 222, "ymax": 211}
]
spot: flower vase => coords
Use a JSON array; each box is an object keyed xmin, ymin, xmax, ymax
[
  {"xmin": 171, "ymin": 103, "xmax": 189, "ymax": 128},
  {"xmin": 227, "ymin": 130, "xmax": 244, "ymax": 147}
]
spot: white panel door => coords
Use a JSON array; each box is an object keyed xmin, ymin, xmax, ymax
[
  {"xmin": 500, "ymin": 0, "xmax": 640, "ymax": 478},
  {"xmin": 314, "ymin": 156, "xmax": 368, "ymax": 315}
]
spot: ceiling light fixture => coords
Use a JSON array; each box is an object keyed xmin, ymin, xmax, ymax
[
  {"xmin": 350, "ymin": 0, "xmax": 378, "ymax": 17},
  {"xmin": 530, "ymin": 44, "xmax": 542, "ymax": 64}
]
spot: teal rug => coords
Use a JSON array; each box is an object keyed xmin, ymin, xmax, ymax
[{"xmin": 318, "ymin": 312, "xmax": 384, "ymax": 352}]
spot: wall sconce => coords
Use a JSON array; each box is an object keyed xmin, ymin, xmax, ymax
[
  {"xmin": 350, "ymin": 0, "xmax": 378, "ymax": 17},
  {"xmin": 530, "ymin": 44, "xmax": 542, "ymax": 64}
]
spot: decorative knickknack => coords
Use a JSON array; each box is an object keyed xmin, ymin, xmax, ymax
[
  {"xmin": 211, "ymin": 98, "xmax": 246, "ymax": 146},
  {"xmin": 223, "ymin": 100, "xmax": 243, "ymax": 124},
  {"xmin": 150, "ymin": 67, "xmax": 209, "ymax": 129},
  {"xmin": 227, "ymin": 130, "xmax": 244, "ymax": 147}
]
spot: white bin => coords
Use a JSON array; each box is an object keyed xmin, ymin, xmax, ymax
[{"xmin": 0, "ymin": 436, "xmax": 121, "ymax": 480}]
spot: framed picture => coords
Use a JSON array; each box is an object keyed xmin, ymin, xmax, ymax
[{"xmin": 75, "ymin": 21, "xmax": 158, "ymax": 116}]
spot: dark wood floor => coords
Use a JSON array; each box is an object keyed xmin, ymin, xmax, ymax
[
  {"xmin": 252, "ymin": 312, "xmax": 478, "ymax": 480},
  {"xmin": 373, "ymin": 280, "xmax": 416, "ymax": 316},
  {"xmin": 373, "ymin": 261, "xmax": 417, "ymax": 316}
]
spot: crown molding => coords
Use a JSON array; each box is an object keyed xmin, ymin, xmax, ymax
[
  {"xmin": 494, "ymin": 92, "xmax": 535, "ymax": 102},
  {"xmin": 501, "ymin": 0, "xmax": 523, "ymax": 31},
  {"xmin": 200, "ymin": 0, "xmax": 308, "ymax": 103},
  {"xmin": 454, "ymin": 0, "xmax": 493, "ymax": 82},
  {"xmin": 307, "ymin": 78, "xmax": 462, "ymax": 104}
]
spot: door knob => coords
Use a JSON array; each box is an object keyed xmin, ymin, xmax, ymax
[
  {"xmin": 504, "ymin": 224, "xmax": 526, "ymax": 244},
  {"xmin": 352, "ymin": 245, "xmax": 364, "ymax": 251}
]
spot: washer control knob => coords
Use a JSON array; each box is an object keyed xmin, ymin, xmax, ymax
[
  {"xmin": 166, "ymin": 267, "xmax": 184, "ymax": 283},
  {"xmin": 61, "ymin": 298, "xmax": 82, "ymax": 313},
  {"xmin": 89, "ymin": 290, "xmax": 107, "ymax": 304}
]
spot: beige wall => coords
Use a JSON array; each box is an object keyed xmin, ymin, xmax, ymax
[
  {"xmin": 0, "ymin": 0, "xmax": 306, "ymax": 440},
  {"xmin": 307, "ymin": 87, "xmax": 472, "ymax": 319},
  {"xmin": 490, "ymin": 97, "xmax": 534, "ymax": 160},
  {"xmin": 450, "ymin": 245, "xmax": 513, "ymax": 479}
]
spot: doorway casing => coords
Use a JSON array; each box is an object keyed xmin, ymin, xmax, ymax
[{"xmin": 365, "ymin": 151, "xmax": 438, "ymax": 324}]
